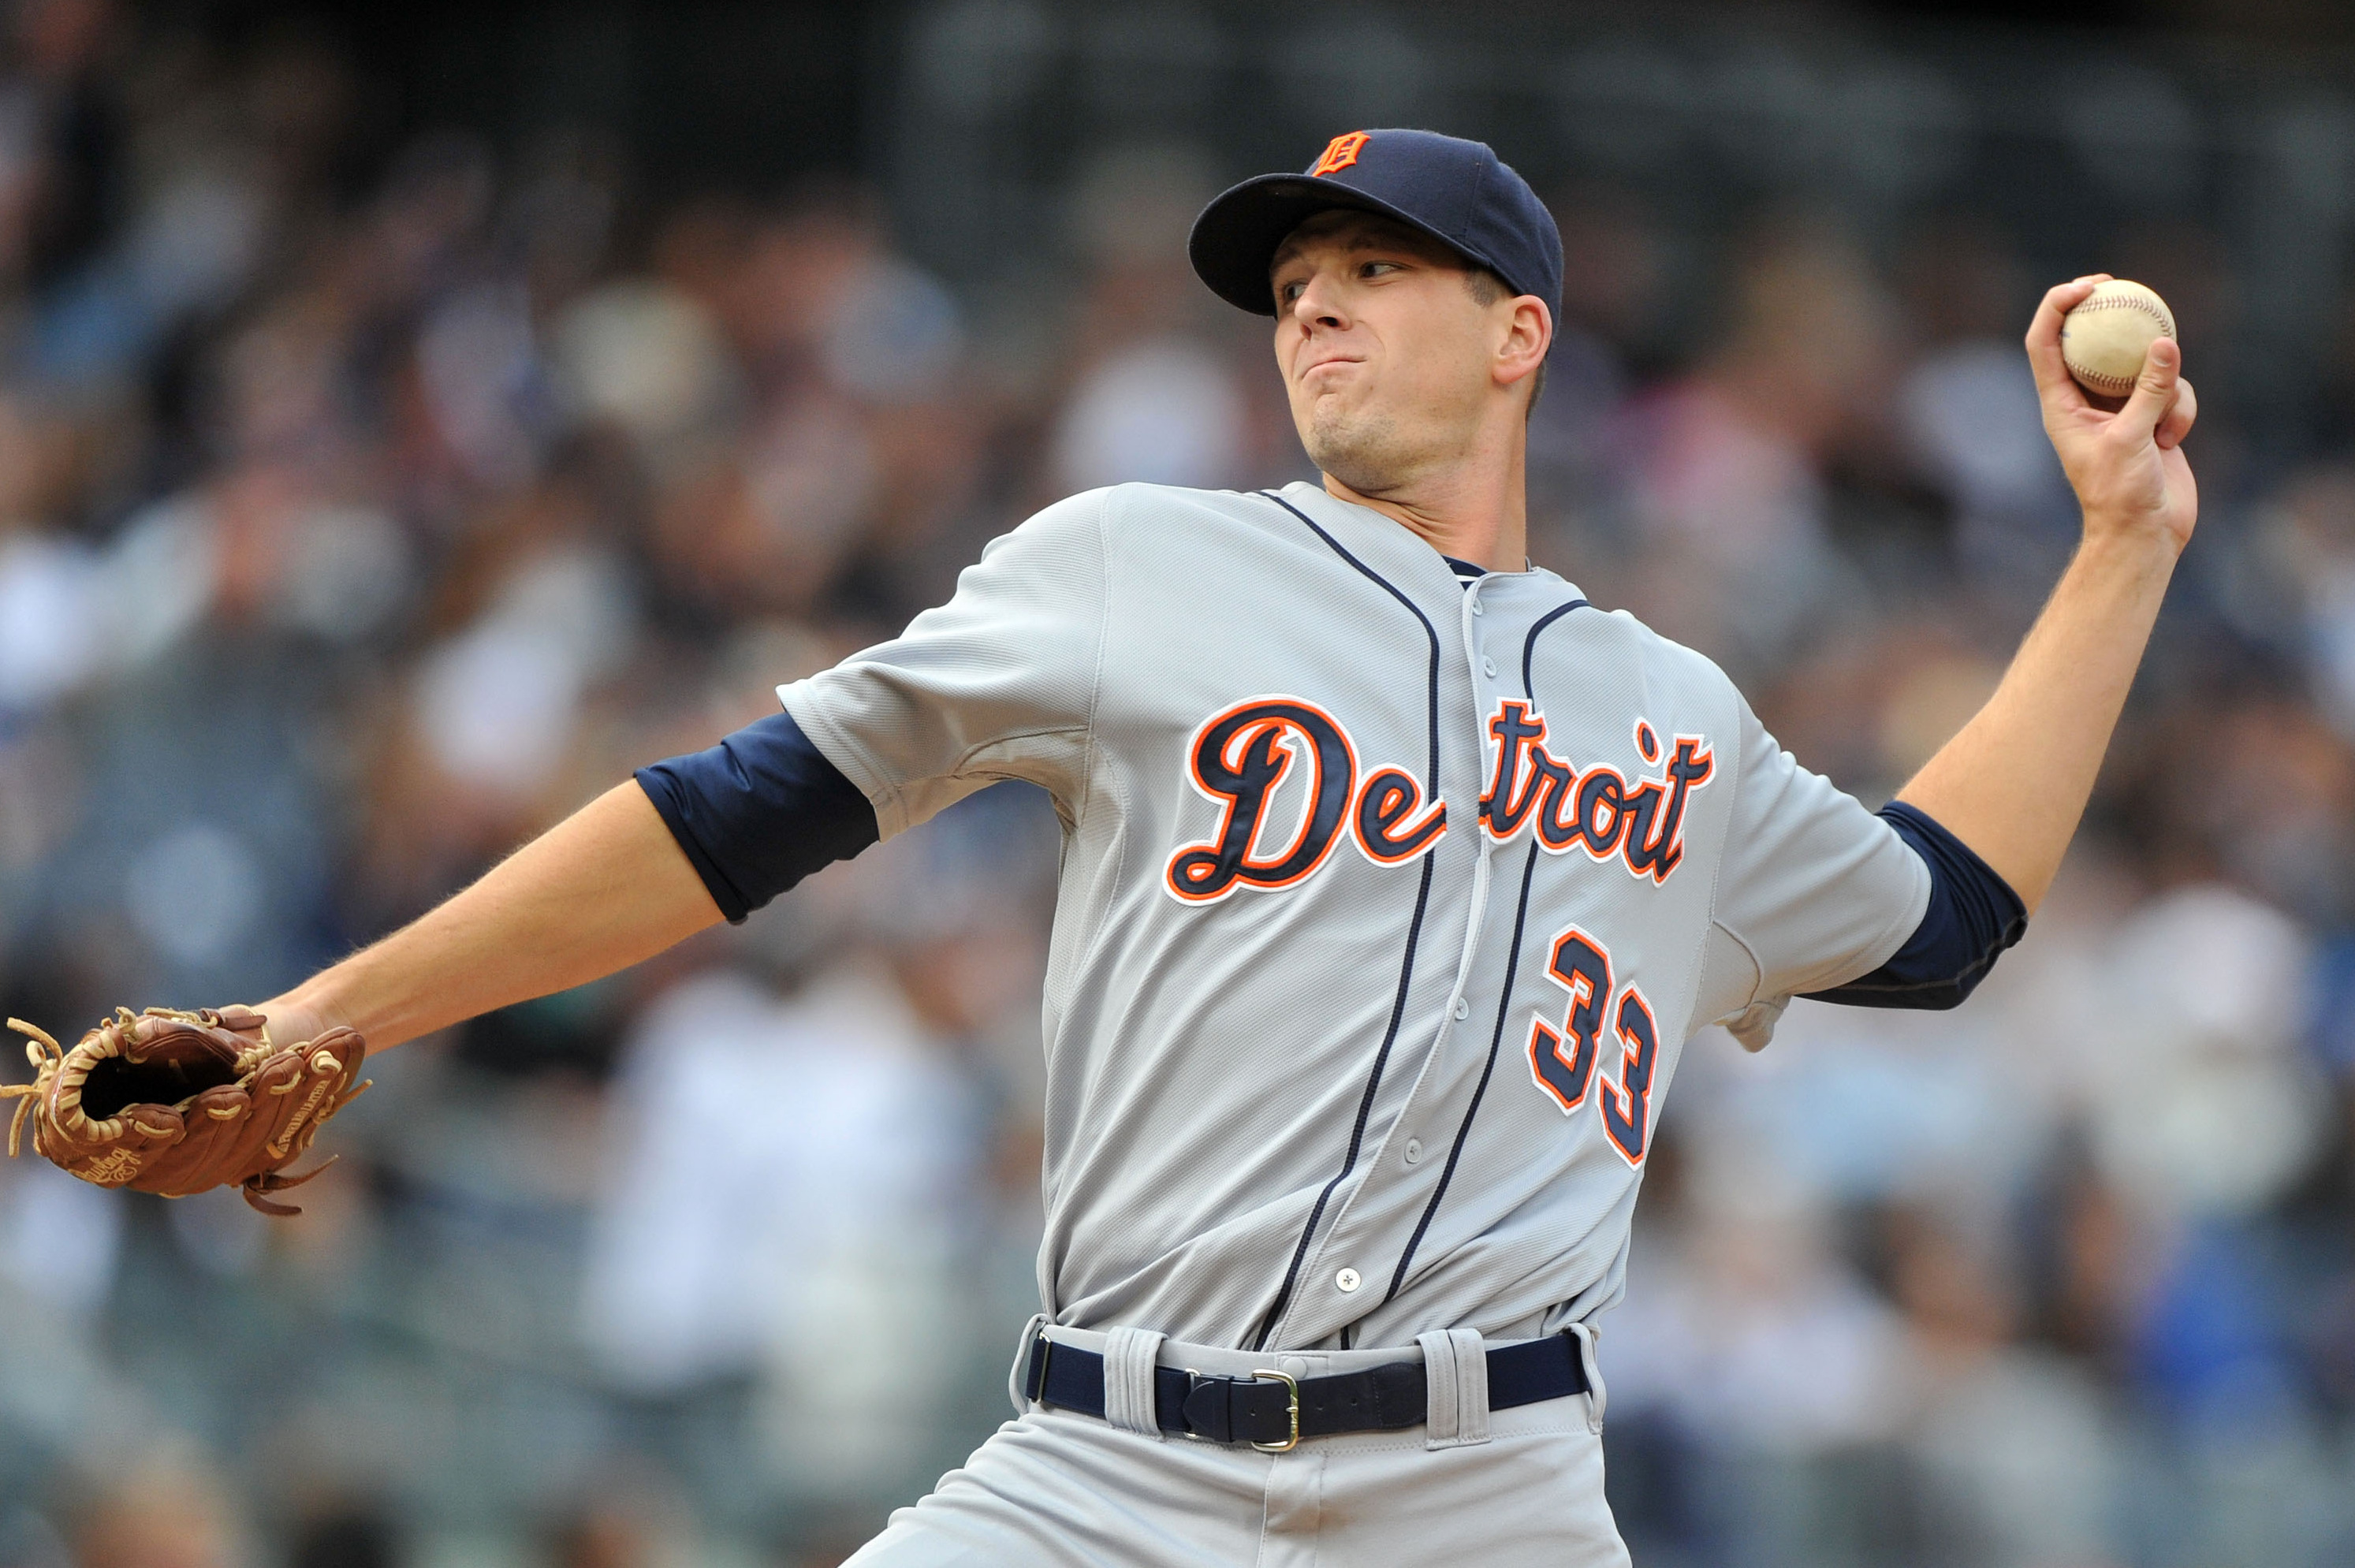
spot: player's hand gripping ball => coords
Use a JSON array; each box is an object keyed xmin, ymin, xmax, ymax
[
  {"xmin": 2060, "ymin": 279, "xmax": 2176, "ymax": 399},
  {"xmin": 0, "ymin": 1006, "xmax": 369, "ymax": 1214}
]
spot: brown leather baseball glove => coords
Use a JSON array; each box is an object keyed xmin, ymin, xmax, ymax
[{"xmin": 0, "ymin": 1006, "xmax": 369, "ymax": 1215}]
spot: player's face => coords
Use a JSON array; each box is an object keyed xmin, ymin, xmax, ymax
[{"xmin": 1269, "ymin": 211, "xmax": 1519, "ymax": 497}]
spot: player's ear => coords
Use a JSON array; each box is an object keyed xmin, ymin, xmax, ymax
[{"xmin": 1497, "ymin": 296, "xmax": 1551, "ymax": 385}]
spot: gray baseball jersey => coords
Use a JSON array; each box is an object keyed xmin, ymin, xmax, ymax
[{"xmin": 781, "ymin": 479, "xmax": 1928, "ymax": 1354}]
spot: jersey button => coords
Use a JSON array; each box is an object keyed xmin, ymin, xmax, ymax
[
  {"xmin": 1452, "ymin": 996, "xmax": 1470, "ymax": 1020},
  {"xmin": 1481, "ymin": 657, "xmax": 1497, "ymax": 677},
  {"xmin": 1470, "ymin": 598, "xmax": 1484, "ymax": 617},
  {"xmin": 1404, "ymin": 1138, "xmax": 1423, "ymax": 1165},
  {"xmin": 1336, "ymin": 1268, "xmax": 1362, "ymax": 1293}
]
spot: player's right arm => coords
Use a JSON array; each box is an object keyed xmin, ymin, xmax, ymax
[{"xmin": 255, "ymin": 780, "xmax": 725, "ymax": 1052}]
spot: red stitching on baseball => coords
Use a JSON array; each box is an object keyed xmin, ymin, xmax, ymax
[{"xmin": 2065, "ymin": 294, "xmax": 2174, "ymax": 392}]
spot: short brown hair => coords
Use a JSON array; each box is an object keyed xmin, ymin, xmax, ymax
[{"xmin": 1465, "ymin": 267, "xmax": 1546, "ymax": 419}]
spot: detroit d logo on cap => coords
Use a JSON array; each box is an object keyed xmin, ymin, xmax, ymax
[{"xmin": 1310, "ymin": 131, "xmax": 1371, "ymax": 177}]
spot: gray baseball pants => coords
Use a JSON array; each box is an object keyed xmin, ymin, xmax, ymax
[{"xmin": 844, "ymin": 1320, "xmax": 1631, "ymax": 1567}]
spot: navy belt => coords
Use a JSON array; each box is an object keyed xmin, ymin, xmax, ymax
[{"xmin": 1023, "ymin": 1330, "xmax": 1588, "ymax": 1451}]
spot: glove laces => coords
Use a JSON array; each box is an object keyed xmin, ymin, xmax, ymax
[{"xmin": 1, "ymin": 1019, "xmax": 64, "ymax": 1159}]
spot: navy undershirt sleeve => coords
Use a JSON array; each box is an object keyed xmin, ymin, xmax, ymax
[
  {"xmin": 634, "ymin": 710, "xmax": 880, "ymax": 925},
  {"xmin": 1801, "ymin": 800, "xmax": 2028, "ymax": 1011}
]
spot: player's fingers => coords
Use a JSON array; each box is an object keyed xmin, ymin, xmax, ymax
[
  {"xmin": 2156, "ymin": 375, "xmax": 2197, "ymax": 450},
  {"xmin": 2025, "ymin": 278, "xmax": 2107, "ymax": 402},
  {"xmin": 2114, "ymin": 337, "xmax": 2181, "ymax": 443}
]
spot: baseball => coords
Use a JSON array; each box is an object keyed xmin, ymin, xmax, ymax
[{"xmin": 2060, "ymin": 279, "xmax": 2176, "ymax": 398}]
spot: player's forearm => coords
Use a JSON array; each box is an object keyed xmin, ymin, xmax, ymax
[
  {"xmin": 263, "ymin": 782, "xmax": 723, "ymax": 1050},
  {"xmin": 1897, "ymin": 527, "xmax": 2176, "ymax": 914}
]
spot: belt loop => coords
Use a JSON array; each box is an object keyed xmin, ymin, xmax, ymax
[
  {"xmin": 1101, "ymin": 1326, "xmax": 1167, "ymax": 1439},
  {"xmin": 1567, "ymin": 1320, "xmax": 1606, "ymax": 1433},
  {"xmin": 1008, "ymin": 1312, "xmax": 1050, "ymax": 1417},
  {"xmin": 1416, "ymin": 1328, "xmax": 1490, "ymax": 1450}
]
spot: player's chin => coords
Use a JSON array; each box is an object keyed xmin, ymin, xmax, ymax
[
  {"xmin": 1291, "ymin": 388, "xmax": 1354, "ymax": 438},
  {"xmin": 1306, "ymin": 423, "xmax": 1410, "ymax": 493}
]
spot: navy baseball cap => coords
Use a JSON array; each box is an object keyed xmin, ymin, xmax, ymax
[{"xmin": 1188, "ymin": 129, "xmax": 1562, "ymax": 326}]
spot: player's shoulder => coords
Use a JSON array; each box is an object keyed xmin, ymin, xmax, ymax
[
  {"xmin": 961, "ymin": 485, "xmax": 1287, "ymax": 608},
  {"xmin": 1552, "ymin": 595, "xmax": 1753, "ymax": 714},
  {"xmin": 1563, "ymin": 595, "xmax": 1731, "ymax": 677},
  {"xmin": 1001, "ymin": 482, "xmax": 1263, "ymax": 542},
  {"xmin": 971, "ymin": 486, "xmax": 1121, "ymax": 575},
  {"xmin": 1000, "ymin": 483, "xmax": 1307, "ymax": 574}
]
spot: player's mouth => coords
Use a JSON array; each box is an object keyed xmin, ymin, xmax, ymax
[{"xmin": 1297, "ymin": 355, "xmax": 1365, "ymax": 383}]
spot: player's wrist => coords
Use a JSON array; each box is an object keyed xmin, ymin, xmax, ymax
[
  {"xmin": 2074, "ymin": 512, "xmax": 2183, "ymax": 572},
  {"xmin": 256, "ymin": 981, "xmax": 356, "ymax": 1046}
]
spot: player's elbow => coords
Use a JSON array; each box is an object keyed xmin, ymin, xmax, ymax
[{"xmin": 1809, "ymin": 802, "xmax": 2031, "ymax": 1013}]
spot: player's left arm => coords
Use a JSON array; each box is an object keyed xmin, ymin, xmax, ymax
[{"xmin": 1894, "ymin": 274, "xmax": 2197, "ymax": 916}]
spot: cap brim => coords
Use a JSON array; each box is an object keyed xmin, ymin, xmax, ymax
[{"xmin": 1187, "ymin": 173, "xmax": 1478, "ymax": 317}]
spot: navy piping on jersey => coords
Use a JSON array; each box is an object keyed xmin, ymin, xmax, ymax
[
  {"xmin": 1379, "ymin": 594, "xmax": 1589, "ymax": 1308},
  {"xmin": 1265, "ymin": 493, "xmax": 1442, "ymax": 783},
  {"xmin": 1803, "ymin": 800, "xmax": 2027, "ymax": 1010},
  {"xmin": 1250, "ymin": 490, "xmax": 1443, "ymax": 1352},
  {"xmin": 1521, "ymin": 598, "xmax": 1590, "ymax": 694},
  {"xmin": 635, "ymin": 710, "xmax": 879, "ymax": 923}
]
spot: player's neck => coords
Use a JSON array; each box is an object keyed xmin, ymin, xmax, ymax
[{"xmin": 1319, "ymin": 441, "xmax": 1529, "ymax": 574}]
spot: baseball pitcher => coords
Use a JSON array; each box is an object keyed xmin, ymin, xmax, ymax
[{"xmin": 5, "ymin": 131, "xmax": 2197, "ymax": 1565}]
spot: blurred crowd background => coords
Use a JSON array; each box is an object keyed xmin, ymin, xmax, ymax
[{"xmin": 3, "ymin": 1, "xmax": 2355, "ymax": 1564}]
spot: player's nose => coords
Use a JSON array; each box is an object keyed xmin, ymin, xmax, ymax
[{"xmin": 1287, "ymin": 266, "xmax": 1350, "ymax": 330}]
